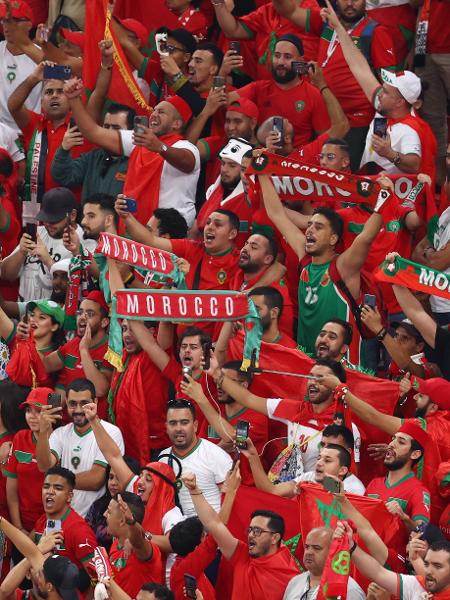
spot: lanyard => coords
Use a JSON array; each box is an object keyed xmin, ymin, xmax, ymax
[{"xmin": 322, "ymin": 17, "xmax": 365, "ymax": 67}]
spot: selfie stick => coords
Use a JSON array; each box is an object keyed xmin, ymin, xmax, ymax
[{"xmin": 247, "ymin": 349, "xmax": 319, "ymax": 379}]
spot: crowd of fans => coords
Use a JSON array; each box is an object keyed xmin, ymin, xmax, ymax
[{"xmin": 0, "ymin": 0, "xmax": 447, "ymax": 599}]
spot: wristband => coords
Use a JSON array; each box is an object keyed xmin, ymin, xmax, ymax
[
  {"xmin": 319, "ymin": 86, "xmax": 329, "ymax": 94},
  {"xmin": 392, "ymin": 152, "xmax": 401, "ymax": 166},
  {"xmin": 190, "ymin": 492, "xmax": 203, "ymax": 496},
  {"xmin": 171, "ymin": 74, "xmax": 188, "ymax": 92},
  {"xmin": 172, "ymin": 71, "xmax": 184, "ymax": 83},
  {"xmin": 349, "ymin": 541, "xmax": 357, "ymax": 555},
  {"xmin": 376, "ymin": 327, "xmax": 387, "ymax": 341},
  {"xmin": 333, "ymin": 383, "xmax": 349, "ymax": 403},
  {"xmin": 101, "ymin": 63, "xmax": 113, "ymax": 70}
]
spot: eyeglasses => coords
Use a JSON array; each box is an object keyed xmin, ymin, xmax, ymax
[
  {"xmin": 247, "ymin": 526, "xmax": 276, "ymax": 537},
  {"xmin": 76, "ymin": 309, "xmax": 98, "ymax": 318},
  {"xmin": 318, "ymin": 153, "xmax": 337, "ymax": 161},
  {"xmin": 167, "ymin": 44, "xmax": 186, "ymax": 54}
]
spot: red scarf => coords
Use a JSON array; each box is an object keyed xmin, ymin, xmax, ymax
[
  {"xmin": 119, "ymin": 133, "xmax": 183, "ymax": 233},
  {"xmin": 317, "ymin": 529, "xmax": 351, "ymax": 600},
  {"xmin": 274, "ymin": 400, "xmax": 338, "ymax": 431},
  {"xmin": 416, "ymin": 576, "xmax": 450, "ymax": 599}
]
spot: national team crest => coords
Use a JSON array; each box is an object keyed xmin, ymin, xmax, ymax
[
  {"xmin": 357, "ymin": 179, "xmax": 375, "ymax": 197},
  {"xmin": 295, "ymin": 100, "xmax": 305, "ymax": 112},
  {"xmin": 217, "ymin": 269, "xmax": 227, "ymax": 284}
]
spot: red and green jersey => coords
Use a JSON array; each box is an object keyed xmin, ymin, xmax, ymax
[
  {"xmin": 298, "ymin": 259, "xmax": 362, "ymax": 363},
  {"xmin": 34, "ymin": 508, "xmax": 97, "ymax": 569},
  {"xmin": 56, "ymin": 335, "xmax": 112, "ymax": 391},
  {"xmin": 109, "ymin": 538, "xmax": 163, "ymax": 597},
  {"xmin": 0, "ymin": 431, "xmax": 12, "ymax": 520},
  {"xmin": 306, "ymin": 12, "xmax": 397, "ymax": 126},
  {"xmin": 3, "ymin": 429, "xmax": 44, "ymax": 530},
  {"xmin": 366, "ymin": 472, "xmax": 431, "ymax": 524}
]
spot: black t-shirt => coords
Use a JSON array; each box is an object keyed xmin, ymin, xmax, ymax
[{"xmin": 435, "ymin": 326, "xmax": 450, "ymax": 380}]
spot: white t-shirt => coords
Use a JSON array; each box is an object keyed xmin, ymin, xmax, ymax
[
  {"xmin": 360, "ymin": 112, "xmax": 421, "ymax": 175},
  {"xmin": 397, "ymin": 574, "xmax": 432, "ymax": 599},
  {"xmin": 158, "ymin": 439, "xmax": 232, "ymax": 517},
  {"xmin": 430, "ymin": 207, "xmax": 450, "ymax": 313},
  {"xmin": 0, "ymin": 123, "xmax": 24, "ymax": 162},
  {"xmin": 119, "ymin": 130, "xmax": 200, "ymax": 228},
  {"xmin": 0, "ymin": 42, "xmax": 42, "ymax": 133},
  {"xmin": 367, "ymin": 0, "xmax": 409, "ymax": 8},
  {"xmin": 266, "ymin": 398, "xmax": 361, "ymax": 477},
  {"xmin": 49, "ymin": 420, "xmax": 124, "ymax": 517},
  {"xmin": 283, "ymin": 572, "xmax": 366, "ymax": 600},
  {"xmin": 295, "ymin": 471, "xmax": 366, "ymax": 495},
  {"xmin": 6, "ymin": 225, "xmax": 95, "ymax": 301}
]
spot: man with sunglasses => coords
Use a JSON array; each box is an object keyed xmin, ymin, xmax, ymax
[{"xmin": 182, "ymin": 471, "xmax": 299, "ymax": 600}]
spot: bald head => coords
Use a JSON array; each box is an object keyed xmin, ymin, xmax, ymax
[{"xmin": 303, "ymin": 527, "xmax": 333, "ymax": 576}]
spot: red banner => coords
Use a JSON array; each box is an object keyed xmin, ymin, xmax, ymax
[{"xmin": 96, "ymin": 232, "xmax": 175, "ymax": 275}]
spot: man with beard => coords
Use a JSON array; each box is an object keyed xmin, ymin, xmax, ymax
[
  {"xmin": 158, "ymin": 400, "xmax": 232, "ymax": 517},
  {"xmin": 182, "ymin": 472, "xmax": 299, "ymax": 600},
  {"xmin": 228, "ymin": 35, "xmax": 329, "ymax": 149},
  {"xmin": 108, "ymin": 320, "xmax": 170, "ymax": 464},
  {"xmin": 0, "ymin": 188, "xmax": 91, "ymax": 302},
  {"xmin": 180, "ymin": 360, "xmax": 268, "ymax": 485},
  {"xmin": 41, "ymin": 291, "xmax": 114, "ymax": 405},
  {"xmin": 36, "ymin": 378, "xmax": 124, "ymax": 517},
  {"xmin": 314, "ymin": 319, "xmax": 354, "ymax": 365},
  {"xmin": 206, "ymin": 355, "xmax": 360, "ymax": 478},
  {"xmin": 335, "ymin": 521, "xmax": 450, "ymax": 600}
]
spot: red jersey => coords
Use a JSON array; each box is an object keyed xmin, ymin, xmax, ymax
[
  {"xmin": 0, "ymin": 191, "xmax": 21, "ymax": 301},
  {"xmin": 109, "ymin": 538, "xmax": 163, "ymax": 597},
  {"xmin": 230, "ymin": 270, "xmax": 295, "ymax": 339},
  {"xmin": 366, "ymin": 472, "xmax": 431, "ymax": 525},
  {"xmin": 238, "ymin": 0, "xmax": 320, "ymax": 79},
  {"xmin": 0, "ymin": 431, "xmax": 13, "ymax": 520},
  {"xmin": 56, "ymin": 334, "xmax": 112, "ymax": 390},
  {"xmin": 110, "ymin": 350, "xmax": 170, "ymax": 463},
  {"xmin": 237, "ymin": 78, "xmax": 329, "ymax": 148},
  {"xmin": 367, "ymin": 4, "xmax": 416, "ymax": 62},
  {"xmin": 3, "ymin": 429, "xmax": 44, "ymax": 530},
  {"xmin": 427, "ymin": 0, "xmax": 450, "ymax": 53},
  {"xmin": 306, "ymin": 12, "xmax": 396, "ymax": 127},
  {"xmin": 288, "ymin": 132, "xmax": 328, "ymax": 166},
  {"xmin": 34, "ymin": 508, "xmax": 97, "ymax": 569},
  {"xmin": 439, "ymin": 503, "xmax": 450, "ymax": 541},
  {"xmin": 170, "ymin": 534, "xmax": 217, "ymax": 600}
]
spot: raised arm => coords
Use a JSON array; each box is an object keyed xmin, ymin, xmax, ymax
[
  {"xmin": 259, "ymin": 173, "xmax": 306, "ymax": 260},
  {"xmin": 35, "ymin": 407, "xmax": 60, "ymax": 472},
  {"xmin": 392, "ymin": 284, "xmax": 437, "ymax": 348},
  {"xmin": 272, "ymin": 0, "xmax": 309, "ymax": 29},
  {"xmin": 322, "ymin": 0, "xmax": 380, "ymax": 102},
  {"xmin": 309, "ymin": 63, "xmax": 349, "ymax": 139},
  {"xmin": 127, "ymin": 320, "xmax": 170, "ymax": 372},
  {"xmin": 211, "ymin": 0, "xmax": 254, "ymax": 38},
  {"xmin": 318, "ymin": 373, "xmax": 401, "ymax": 436},
  {"xmin": 86, "ymin": 40, "xmax": 114, "ymax": 123},
  {"xmin": 242, "ymin": 438, "xmax": 296, "ymax": 497},
  {"xmin": 116, "ymin": 494, "xmax": 153, "ymax": 561},
  {"xmin": 7, "ymin": 63, "xmax": 43, "ymax": 131},
  {"xmin": 114, "ymin": 199, "xmax": 173, "ymax": 252},
  {"xmin": 182, "ymin": 472, "xmax": 238, "ymax": 560}
]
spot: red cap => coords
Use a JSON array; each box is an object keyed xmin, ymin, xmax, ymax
[
  {"xmin": 85, "ymin": 290, "xmax": 109, "ymax": 315},
  {"xmin": 165, "ymin": 96, "xmax": 192, "ymax": 124},
  {"xmin": 60, "ymin": 28, "xmax": 85, "ymax": 50},
  {"xmin": 0, "ymin": 0, "xmax": 33, "ymax": 21},
  {"xmin": 398, "ymin": 421, "xmax": 430, "ymax": 450},
  {"xmin": 20, "ymin": 387, "xmax": 54, "ymax": 409},
  {"xmin": 227, "ymin": 98, "xmax": 259, "ymax": 121},
  {"xmin": 117, "ymin": 17, "xmax": 148, "ymax": 47},
  {"xmin": 413, "ymin": 377, "xmax": 450, "ymax": 410}
]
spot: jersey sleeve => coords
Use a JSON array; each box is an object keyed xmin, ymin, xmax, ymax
[
  {"xmin": 72, "ymin": 520, "xmax": 97, "ymax": 564},
  {"xmin": 408, "ymin": 484, "xmax": 431, "ymax": 523},
  {"xmin": 3, "ymin": 438, "xmax": 18, "ymax": 478},
  {"xmin": 396, "ymin": 126, "xmax": 421, "ymax": 157},
  {"xmin": 397, "ymin": 574, "xmax": 426, "ymax": 599},
  {"xmin": 118, "ymin": 130, "xmax": 135, "ymax": 157},
  {"xmin": 235, "ymin": 82, "xmax": 258, "ymax": 103},
  {"xmin": 21, "ymin": 111, "xmax": 43, "ymax": 150},
  {"xmin": 267, "ymin": 398, "xmax": 299, "ymax": 423},
  {"xmin": 160, "ymin": 355, "xmax": 181, "ymax": 384},
  {"xmin": 176, "ymin": 533, "xmax": 218, "ymax": 576},
  {"xmin": 237, "ymin": 6, "xmax": 264, "ymax": 38},
  {"xmin": 305, "ymin": 9, "xmax": 324, "ymax": 36},
  {"xmin": 212, "ymin": 445, "xmax": 233, "ymax": 484},
  {"xmin": 48, "ymin": 428, "xmax": 63, "ymax": 461}
]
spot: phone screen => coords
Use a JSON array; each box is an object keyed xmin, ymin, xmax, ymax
[
  {"xmin": 48, "ymin": 393, "xmax": 62, "ymax": 409},
  {"xmin": 184, "ymin": 574, "xmax": 197, "ymax": 599},
  {"xmin": 235, "ymin": 420, "xmax": 249, "ymax": 449},
  {"xmin": 373, "ymin": 117, "xmax": 388, "ymax": 138},
  {"xmin": 322, "ymin": 476, "xmax": 341, "ymax": 494}
]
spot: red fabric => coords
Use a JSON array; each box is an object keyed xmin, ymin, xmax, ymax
[
  {"xmin": 237, "ymin": 79, "xmax": 330, "ymax": 149},
  {"xmin": 109, "ymin": 539, "xmax": 163, "ymax": 596},
  {"xmin": 317, "ymin": 528, "xmax": 350, "ymax": 600},
  {"xmin": 228, "ymin": 540, "xmax": 299, "ymax": 600},
  {"xmin": 367, "ymin": 4, "xmax": 416, "ymax": 62},
  {"xmin": 119, "ymin": 133, "xmax": 184, "ymax": 234},
  {"xmin": 5, "ymin": 335, "xmax": 49, "ymax": 388},
  {"xmin": 113, "ymin": 0, "xmax": 179, "ymax": 33},
  {"xmin": 110, "ymin": 351, "xmax": 170, "ymax": 462},
  {"xmin": 141, "ymin": 462, "xmax": 178, "ymax": 535},
  {"xmin": 0, "ymin": 182, "xmax": 21, "ymax": 301},
  {"xmin": 439, "ymin": 504, "xmax": 450, "ymax": 541},
  {"xmin": 427, "ymin": 0, "xmax": 450, "ymax": 53},
  {"xmin": 34, "ymin": 508, "xmax": 97, "ymax": 569},
  {"xmin": 3, "ymin": 430, "xmax": 44, "ymax": 530},
  {"xmin": 170, "ymin": 534, "xmax": 217, "ymax": 600},
  {"xmin": 0, "ymin": 432, "xmax": 12, "ymax": 520},
  {"xmin": 425, "ymin": 412, "xmax": 450, "ymax": 461},
  {"xmin": 308, "ymin": 12, "xmax": 396, "ymax": 127}
]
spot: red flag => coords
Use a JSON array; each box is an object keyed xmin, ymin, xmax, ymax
[
  {"xmin": 317, "ymin": 527, "xmax": 350, "ymax": 600},
  {"xmin": 83, "ymin": 0, "xmax": 151, "ymax": 114},
  {"xmin": 113, "ymin": 0, "xmax": 179, "ymax": 38}
]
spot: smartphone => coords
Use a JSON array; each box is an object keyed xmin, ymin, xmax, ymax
[
  {"xmin": 414, "ymin": 522, "xmax": 427, "ymax": 535},
  {"xmin": 184, "ymin": 574, "xmax": 197, "ymax": 599},
  {"xmin": 292, "ymin": 60, "xmax": 309, "ymax": 75},
  {"xmin": 24, "ymin": 222, "xmax": 37, "ymax": 242},
  {"xmin": 47, "ymin": 392, "xmax": 61, "ymax": 409},
  {"xmin": 317, "ymin": 0, "xmax": 328, "ymax": 7},
  {"xmin": 212, "ymin": 76, "xmax": 226, "ymax": 89},
  {"xmin": 134, "ymin": 115, "xmax": 149, "ymax": 134},
  {"xmin": 182, "ymin": 366, "xmax": 192, "ymax": 383},
  {"xmin": 272, "ymin": 116, "xmax": 284, "ymax": 148},
  {"xmin": 122, "ymin": 196, "xmax": 137, "ymax": 213},
  {"xmin": 203, "ymin": 341, "xmax": 212, "ymax": 371},
  {"xmin": 41, "ymin": 26, "xmax": 49, "ymax": 43},
  {"xmin": 373, "ymin": 117, "xmax": 388, "ymax": 139},
  {"xmin": 322, "ymin": 476, "xmax": 341, "ymax": 494},
  {"xmin": 46, "ymin": 519, "xmax": 62, "ymax": 549},
  {"xmin": 235, "ymin": 420, "xmax": 250, "ymax": 450},
  {"xmin": 363, "ymin": 293, "xmax": 376, "ymax": 308},
  {"xmin": 43, "ymin": 64, "xmax": 72, "ymax": 81},
  {"xmin": 229, "ymin": 40, "xmax": 241, "ymax": 54}
]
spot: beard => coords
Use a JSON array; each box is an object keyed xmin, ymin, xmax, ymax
[
  {"xmin": 221, "ymin": 176, "xmax": 240, "ymax": 195},
  {"xmin": 384, "ymin": 454, "xmax": 409, "ymax": 471},
  {"xmin": 271, "ymin": 66, "xmax": 296, "ymax": 84},
  {"xmin": 50, "ymin": 290, "xmax": 67, "ymax": 304},
  {"xmin": 415, "ymin": 406, "xmax": 428, "ymax": 419}
]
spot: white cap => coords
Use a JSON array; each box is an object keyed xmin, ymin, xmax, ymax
[
  {"xmin": 381, "ymin": 69, "xmax": 422, "ymax": 105},
  {"xmin": 50, "ymin": 258, "xmax": 71, "ymax": 276},
  {"xmin": 219, "ymin": 138, "xmax": 254, "ymax": 166}
]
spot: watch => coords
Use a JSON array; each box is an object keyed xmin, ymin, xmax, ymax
[{"xmin": 159, "ymin": 143, "xmax": 168, "ymax": 154}]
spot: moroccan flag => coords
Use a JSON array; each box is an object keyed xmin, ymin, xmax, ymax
[
  {"xmin": 317, "ymin": 527, "xmax": 351, "ymax": 600},
  {"xmin": 83, "ymin": 0, "xmax": 151, "ymax": 114},
  {"xmin": 113, "ymin": 0, "xmax": 179, "ymax": 45}
]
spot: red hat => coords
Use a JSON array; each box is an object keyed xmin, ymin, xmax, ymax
[
  {"xmin": 60, "ymin": 28, "xmax": 85, "ymax": 50},
  {"xmin": 117, "ymin": 17, "xmax": 148, "ymax": 47},
  {"xmin": 413, "ymin": 377, "xmax": 450, "ymax": 410},
  {"xmin": 20, "ymin": 387, "xmax": 54, "ymax": 409},
  {"xmin": 165, "ymin": 96, "xmax": 192, "ymax": 124},
  {"xmin": 398, "ymin": 421, "xmax": 430, "ymax": 450},
  {"xmin": 0, "ymin": 0, "xmax": 33, "ymax": 21},
  {"xmin": 85, "ymin": 290, "xmax": 109, "ymax": 315},
  {"xmin": 227, "ymin": 98, "xmax": 259, "ymax": 121}
]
